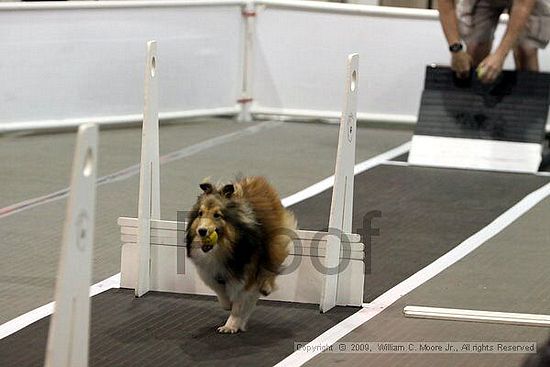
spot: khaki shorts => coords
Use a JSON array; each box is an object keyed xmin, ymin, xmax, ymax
[{"xmin": 457, "ymin": 0, "xmax": 550, "ymax": 49}]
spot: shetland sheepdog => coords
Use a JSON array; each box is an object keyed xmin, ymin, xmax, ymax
[{"xmin": 186, "ymin": 176, "xmax": 296, "ymax": 333}]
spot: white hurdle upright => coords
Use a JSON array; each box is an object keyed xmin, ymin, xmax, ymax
[
  {"xmin": 118, "ymin": 48, "xmax": 364, "ymax": 308},
  {"xmin": 45, "ymin": 124, "xmax": 98, "ymax": 367},
  {"xmin": 136, "ymin": 40, "xmax": 161, "ymax": 297},
  {"xmin": 320, "ymin": 53, "xmax": 359, "ymax": 313}
]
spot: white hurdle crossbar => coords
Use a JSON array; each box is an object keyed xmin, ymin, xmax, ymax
[
  {"xmin": 136, "ymin": 40, "xmax": 161, "ymax": 297},
  {"xmin": 320, "ymin": 54, "xmax": 359, "ymax": 313},
  {"xmin": 44, "ymin": 124, "xmax": 98, "ymax": 367}
]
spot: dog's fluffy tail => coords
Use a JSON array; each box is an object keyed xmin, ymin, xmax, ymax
[{"xmin": 259, "ymin": 209, "xmax": 296, "ymax": 296}]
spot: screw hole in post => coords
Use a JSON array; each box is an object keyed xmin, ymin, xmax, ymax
[
  {"xmin": 151, "ymin": 56, "xmax": 156, "ymax": 77},
  {"xmin": 83, "ymin": 148, "xmax": 93, "ymax": 177},
  {"xmin": 350, "ymin": 70, "xmax": 357, "ymax": 92}
]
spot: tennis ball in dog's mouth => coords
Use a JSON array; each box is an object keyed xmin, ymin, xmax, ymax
[
  {"xmin": 205, "ymin": 231, "xmax": 218, "ymax": 244},
  {"xmin": 201, "ymin": 231, "xmax": 218, "ymax": 252}
]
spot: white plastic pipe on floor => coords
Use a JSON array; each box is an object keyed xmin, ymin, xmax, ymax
[{"xmin": 404, "ymin": 305, "xmax": 550, "ymax": 327}]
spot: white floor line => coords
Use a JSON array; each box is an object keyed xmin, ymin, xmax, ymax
[
  {"xmin": 281, "ymin": 142, "xmax": 410, "ymax": 207},
  {"xmin": 380, "ymin": 160, "xmax": 409, "ymax": 167},
  {"xmin": 0, "ymin": 141, "xmax": 411, "ymax": 340},
  {"xmin": 275, "ymin": 181, "xmax": 550, "ymax": 367},
  {"xmin": 0, "ymin": 274, "xmax": 120, "ymax": 340},
  {"xmin": 0, "ymin": 121, "xmax": 281, "ymax": 220}
]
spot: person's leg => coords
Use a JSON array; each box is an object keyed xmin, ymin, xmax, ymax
[
  {"xmin": 513, "ymin": 46, "xmax": 539, "ymax": 71},
  {"xmin": 513, "ymin": 0, "xmax": 549, "ymax": 71}
]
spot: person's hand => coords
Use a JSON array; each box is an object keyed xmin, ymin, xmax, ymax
[
  {"xmin": 451, "ymin": 51, "xmax": 473, "ymax": 79},
  {"xmin": 477, "ymin": 52, "xmax": 505, "ymax": 84}
]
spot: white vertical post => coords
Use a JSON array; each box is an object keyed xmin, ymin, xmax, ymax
[
  {"xmin": 238, "ymin": 0, "xmax": 255, "ymax": 122},
  {"xmin": 44, "ymin": 124, "xmax": 98, "ymax": 367},
  {"xmin": 136, "ymin": 40, "xmax": 161, "ymax": 297},
  {"xmin": 320, "ymin": 54, "xmax": 359, "ymax": 313}
]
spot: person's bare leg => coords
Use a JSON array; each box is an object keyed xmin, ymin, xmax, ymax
[
  {"xmin": 466, "ymin": 41, "xmax": 493, "ymax": 67},
  {"xmin": 513, "ymin": 46, "xmax": 539, "ymax": 71}
]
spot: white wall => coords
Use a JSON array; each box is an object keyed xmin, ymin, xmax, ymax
[
  {"xmin": 252, "ymin": 2, "xmax": 550, "ymax": 122},
  {"xmin": 0, "ymin": 3, "xmax": 243, "ymax": 128}
]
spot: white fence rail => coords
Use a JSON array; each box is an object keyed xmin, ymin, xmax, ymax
[{"xmin": 0, "ymin": 1, "xmax": 243, "ymax": 130}]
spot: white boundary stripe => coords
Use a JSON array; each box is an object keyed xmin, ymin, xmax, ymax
[
  {"xmin": 0, "ymin": 141, "xmax": 411, "ymax": 339},
  {"xmin": 281, "ymin": 142, "xmax": 410, "ymax": 207},
  {"xmin": 381, "ymin": 160, "xmax": 409, "ymax": 167},
  {"xmin": 274, "ymin": 181, "xmax": 550, "ymax": 367},
  {"xmin": 0, "ymin": 274, "xmax": 120, "ymax": 340}
]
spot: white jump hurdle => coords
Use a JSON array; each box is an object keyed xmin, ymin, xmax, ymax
[
  {"xmin": 119, "ymin": 43, "xmax": 364, "ymax": 310},
  {"xmin": 45, "ymin": 124, "xmax": 98, "ymax": 367}
]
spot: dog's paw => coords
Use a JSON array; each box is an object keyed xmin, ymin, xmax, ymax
[{"xmin": 217, "ymin": 325, "xmax": 239, "ymax": 334}]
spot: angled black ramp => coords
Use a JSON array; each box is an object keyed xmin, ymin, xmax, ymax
[
  {"xmin": 418, "ymin": 66, "xmax": 549, "ymax": 143},
  {"xmin": 408, "ymin": 66, "xmax": 550, "ymax": 172}
]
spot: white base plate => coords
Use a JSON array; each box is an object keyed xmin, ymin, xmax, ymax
[{"xmin": 408, "ymin": 135, "xmax": 543, "ymax": 173}]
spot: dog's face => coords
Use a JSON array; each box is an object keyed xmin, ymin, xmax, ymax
[{"xmin": 186, "ymin": 183, "xmax": 237, "ymax": 260}]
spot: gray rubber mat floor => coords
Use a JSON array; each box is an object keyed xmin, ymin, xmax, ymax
[
  {"xmin": 0, "ymin": 289, "xmax": 357, "ymax": 367},
  {"xmin": 0, "ymin": 118, "xmax": 412, "ymax": 323},
  {"xmin": 1, "ymin": 164, "xmax": 548, "ymax": 367},
  {"xmin": 307, "ymin": 195, "xmax": 550, "ymax": 367}
]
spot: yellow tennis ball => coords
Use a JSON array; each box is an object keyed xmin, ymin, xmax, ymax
[
  {"xmin": 204, "ymin": 231, "xmax": 218, "ymax": 245},
  {"xmin": 477, "ymin": 65, "xmax": 485, "ymax": 79}
]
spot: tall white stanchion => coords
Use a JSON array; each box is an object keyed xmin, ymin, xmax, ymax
[
  {"xmin": 136, "ymin": 40, "xmax": 161, "ymax": 297},
  {"xmin": 320, "ymin": 54, "xmax": 359, "ymax": 313},
  {"xmin": 44, "ymin": 124, "xmax": 98, "ymax": 367},
  {"xmin": 238, "ymin": 0, "xmax": 255, "ymax": 122}
]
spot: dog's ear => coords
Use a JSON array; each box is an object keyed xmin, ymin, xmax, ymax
[
  {"xmin": 200, "ymin": 182, "xmax": 213, "ymax": 194},
  {"xmin": 221, "ymin": 184, "xmax": 235, "ymax": 198}
]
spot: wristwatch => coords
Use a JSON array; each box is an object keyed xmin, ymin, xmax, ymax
[{"xmin": 449, "ymin": 43, "xmax": 463, "ymax": 53}]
